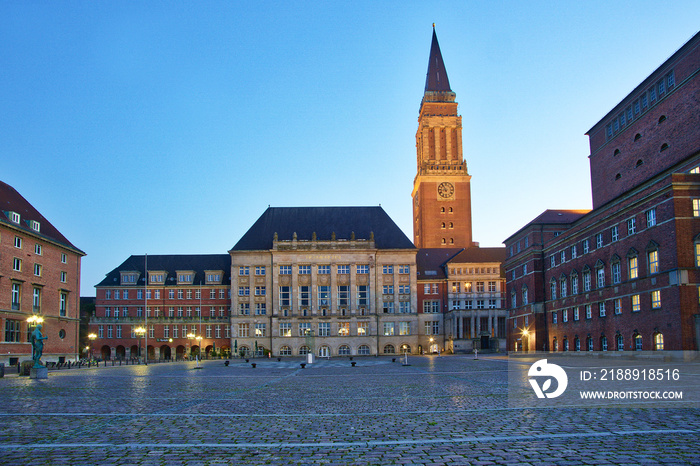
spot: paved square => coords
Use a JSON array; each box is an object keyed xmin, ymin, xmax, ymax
[{"xmin": 1, "ymin": 355, "xmax": 700, "ymax": 465}]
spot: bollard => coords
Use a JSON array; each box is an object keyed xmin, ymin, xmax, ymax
[
  {"xmin": 351, "ymin": 361, "xmax": 356, "ymax": 367},
  {"xmin": 300, "ymin": 363, "xmax": 306, "ymax": 369}
]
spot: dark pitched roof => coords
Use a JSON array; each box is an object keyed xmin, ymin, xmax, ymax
[
  {"xmin": 530, "ymin": 209, "xmax": 590, "ymax": 225},
  {"xmin": 416, "ymin": 248, "xmax": 463, "ymax": 280},
  {"xmin": 449, "ymin": 247, "xmax": 507, "ymax": 264},
  {"xmin": 0, "ymin": 180, "xmax": 84, "ymax": 254},
  {"xmin": 231, "ymin": 207, "xmax": 416, "ymax": 251},
  {"xmin": 96, "ymin": 254, "xmax": 231, "ymax": 288},
  {"xmin": 424, "ymin": 27, "xmax": 452, "ymax": 93}
]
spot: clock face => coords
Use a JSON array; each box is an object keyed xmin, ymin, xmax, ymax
[{"xmin": 437, "ymin": 182, "xmax": 454, "ymax": 198}]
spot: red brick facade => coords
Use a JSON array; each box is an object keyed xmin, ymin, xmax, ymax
[
  {"xmin": 505, "ymin": 32, "xmax": 700, "ymax": 353},
  {"xmin": 0, "ymin": 181, "xmax": 84, "ymax": 365}
]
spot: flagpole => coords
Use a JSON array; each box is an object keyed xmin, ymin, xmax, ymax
[{"xmin": 144, "ymin": 253, "xmax": 148, "ymax": 365}]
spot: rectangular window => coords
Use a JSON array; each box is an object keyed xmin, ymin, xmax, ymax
[
  {"xmin": 255, "ymin": 266, "xmax": 266, "ymax": 276},
  {"xmin": 398, "ymin": 321, "xmax": 410, "ymax": 336},
  {"xmin": 255, "ymin": 303, "xmax": 266, "ymax": 315},
  {"xmin": 255, "ymin": 323, "xmax": 266, "ymax": 337},
  {"xmin": 299, "ymin": 286, "xmax": 310, "ymax": 307},
  {"xmin": 4, "ymin": 319, "xmax": 21, "ymax": 342},
  {"xmin": 318, "ymin": 322, "xmax": 330, "ymax": 337},
  {"xmin": 34, "ymin": 263, "xmax": 42, "ymax": 276},
  {"xmin": 318, "ymin": 286, "xmax": 330, "ymax": 307},
  {"xmin": 12, "ymin": 257, "xmax": 21, "ymax": 272},
  {"xmin": 238, "ymin": 287, "xmax": 250, "ymax": 296},
  {"xmin": 614, "ymin": 298, "xmax": 622, "ymax": 315},
  {"xmin": 399, "ymin": 301, "xmax": 410, "ymax": 313},
  {"xmin": 279, "ymin": 265, "xmax": 292, "ymax": 275},
  {"xmin": 399, "ymin": 265, "xmax": 410, "ymax": 274},
  {"xmin": 383, "ymin": 285, "xmax": 394, "ymax": 295},
  {"xmin": 381, "ymin": 322, "xmax": 394, "ymax": 336},
  {"xmin": 357, "ymin": 321, "xmax": 368, "ymax": 336},
  {"xmin": 648, "ymin": 250, "xmax": 659, "ymax": 274},
  {"xmin": 583, "ymin": 239, "xmax": 589, "ymax": 254},
  {"xmin": 562, "ymin": 308, "xmax": 568, "ymax": 322},
  {"xmin": 383, "ymin": 301, "xmax": 394, "ymax": 314},
  {"xmin": 552, "ymin": 312, "xmax": 557, "ymax": 324},
  {"xmin": 583, "ymin": 271, "xmax": 591, "ymax": 292},
  {"xmin": 298, "ymin": 265, "xmax": 311, "ymax": 275},
  {"xmin": 14, "ymin": 236, "xmax": 22, "ymax": 248},
  {"xmin": 238, "ymin": 303, "xmax": 250, "ymax": 315},
  {"xmin": 299, "ymin": 322, "xmax": 311, "ymax": 336},
  {"xmin": 573, "ymin": 307, "xmax": 580, "ymax": 321},
  {"xmin": 357, "ymin": 286, "xmax": 368, "ymax": 306},
  {"xmin": 254, "ymin": 286, "xmax": 266, "ymax": 296},
  {"xmin": 337, "ymin": 285, "xmax": 349, "ymax": 307},
  {"xmin": 571, "ymin": 245, "xmax": 577, "ymax": 259},
  {"xmin": 59, "ymin": 292, "xmax": 67, "ymax": 316},
  {"xmin": 612, "ymin": 262, "xmax": 621, "ymax": 284},
  {"xmin": 337, "ymin": 265, "xmax": 350, "ymax": 274},
  {"xmin": 239, "ymin": 266, "xmax": 249, "ymax": 276},
  {"xmin": 238, "ymin": 323, "xmax": 249, "ymax": 338},
  {"xmin": 318, "ymin": 265, "xmax": 330, "ymax": 275},
  {"xmin": 356, "ymin": 264, "xmax": 369, "ymax": 274},
  {"xmin": 651, "ymin": 290, "xmax": 661, "ymax": 309},
  {"xmin": 646, "ymin": 209, "xmax": 656, "ymax": 227},
  {"xmin": 280, "ymin": 323, "xmax": 291, "ymax": 337},
  {"xmin": 11, "ymin": 283, "xmax": 21, "ymax": 309},
  {"xmin": 611, "ymin": 226, "xmax": 618, "ymax": 242},
  {"xmin": 597, "ymin": 268, "xmax": 605, "ymax": 288},
  {"xmin": 627, "ymin": 218, "xmax": 636, "ymax": 235},
  {"xmin": 631, "ymin": 294, "xmax": 640, "ymax": 312},
  {"xmin": 337, "ymin": 322, "xmax": 350, "ymax": 336},
  {"xmin": 585, "ymin": 304, "xmax": 592, "ymax": 320},
  {"xmin": 596, "ymin": 233, "xmax": 603, "ymax": 248},
  {"xmin": 629, "ymin": 256, "xmax": 638, "ymax": 279},
  {"xmin": 382, "ymin": 265, "xmax": 394, "ymax": 274},
  {"xmin": 423, "ymin": 301, "xmax": 439, "ymax": 313}
]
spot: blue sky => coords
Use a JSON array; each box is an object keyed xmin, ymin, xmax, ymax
[{"xmin": 1, "ymin": 1, "xmax": 698, "ymax": 294}]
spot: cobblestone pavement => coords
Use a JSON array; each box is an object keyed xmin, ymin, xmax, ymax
[{"xmin": 1, "ymin": 355, "xmax": 700, "ymax": 465}]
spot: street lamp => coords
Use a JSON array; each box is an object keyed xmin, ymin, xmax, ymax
[
  {"xmin": 88, "ymin": 333, "xmax": 96, "ymax": 361},
  {"xmin": 135, "ymin": 326, "xmax": 146, "ymax": 364}
]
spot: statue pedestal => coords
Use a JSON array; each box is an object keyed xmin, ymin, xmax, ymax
[{"xmin": 30, "ymin": 367, "xmax": 48, "ymax": 379}]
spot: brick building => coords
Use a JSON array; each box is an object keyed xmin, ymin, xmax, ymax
[
  {"xmin": 0, "ymin": 181, "xmax": 85, "ymax": 365},
  {"xmin": 91, "ymin": 255, "xmax": 232, "ymax": 361},
  {"xmin": 505, "ymin": 31, "xmax": 700, "ymax": 352}
]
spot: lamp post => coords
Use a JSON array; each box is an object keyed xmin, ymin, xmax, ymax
[
  {"xmin": 88, "ymin": 333, "xmax": 96, "ymax": 361},
  {"xmin": 135, "ymin": 326, "xmax": 146, "ymax": 364},
  {"xmin": 522, "ymin": 328, "xmax": 530, "ymax": 353}
]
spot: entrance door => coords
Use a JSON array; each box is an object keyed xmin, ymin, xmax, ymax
[
  {"xmin": 480, "ymin": 336, "xmax": 490, "ymax": 350},
  {"xmin": 319, "ymin": 346, "xmax": 330, "ymax": 358}
]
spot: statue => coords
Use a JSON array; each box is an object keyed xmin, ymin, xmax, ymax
[{"xmin": 31, "ymin": 324, "xmax": 48, "ymax": 368}]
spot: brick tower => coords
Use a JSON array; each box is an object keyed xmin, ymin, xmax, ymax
[{"xmin": 412, "ymin": 26, "xmax": 473, "ymax": 249}]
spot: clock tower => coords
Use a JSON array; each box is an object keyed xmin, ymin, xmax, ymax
[{"xmin": 412, "ymin": 26, "xmax": 473, "ymax": 249}]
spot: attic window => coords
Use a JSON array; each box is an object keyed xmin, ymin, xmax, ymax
[
  {"xmin": 660, "ymin": 143, "xmax": 669, "ymax": 153},
  {"xmin": 30, "ymin": 220, "xmax": 40, "ymax": 232},
  {"xmin": 658, "ymin": 115, "xmax": 667, "ymax": 124},
  {"xmin": 636, "ymin": 159, "xmax": 644, "ymax": 168},
  {"xmin": 10, "ymin": 211, "xmax": 20, "ymax": 223},
  {"xmin": 615, "ymin": 173, "xmax": 622, "ymax": 180},
  {"xmin": 634, "ymin": 133, "xmax": 641, "ymax": 141},
  {"xmin": 613, "ymin": 149, "xmax": 621, "ymax": 156}
]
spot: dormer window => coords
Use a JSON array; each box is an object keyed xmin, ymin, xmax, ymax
[
  {"xmin": 149, "ymin": 272, "xmax": 165, "ymax": 284},
  {"xmin": 120, "ymin": 272, "xmax": 139, "ymax": 285},
  {"xmin": 176, "ymin": 271, "xmax": 194, "ymax": 285},
  {"xmin": 10, "ymin": 211, "xmax": 20, "ymax": 223},
  {"xmin": 205, "ymin": 270, "xmax": 223, "ymax": 284},
  {"xmin": 30, "ymin": 220, "xmax": 40, "ymax": 232}
]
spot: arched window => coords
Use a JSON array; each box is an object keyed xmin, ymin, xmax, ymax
[
  {"xmin": 560, "ymin": 275, "xmax": 567, "ymax": 298},
  {"xmin": 574, "ymin": 337, "xmax": 581, "ymax": 352},
  {"xmin": 552, "ymin": 337, "xmax": 558, "ymax": 352},
  {"xmin": 654, "ymin": 333, "xmax": 664, "ymax": 351},
  {"xmin": 383, "ymin": 344, "xmax": 395, "ymax": 354},
  {"xmin": 441, "ymin": 222, "xmax": 446, "ymax": 229},
  {"xmin": 634, "ymin": 133, "xmax": 641, "ymax": 141},
  {"xmin": 616, "ymin": 334, "xmax": 624, "ymax": 351},
  {"xmin": 636, "ymin": 159, "xmax": 644, "ymax": 168},
  {"xmin": 613, "ymin": 148, "xmax": 621, "ymax": 156},
  {"xmin": 298, "ymin": 345, "xmax": 310, "ymax": 355},
  {"xmin": 521, "ymin": 286, "xmax": 528, "ymax": 305},
  {"xmin": 658, "ymin": 115, "xmax": 667, "ymax": 124},
  {"xmin": 586, "ymin": 336, "xmax": 593, "ymax": 351},
  {"xmin": 634, "ymin": 334, "xmax": 643, "ymax": 351},
  {"xmin": 511, "ymin": 290, "xmax": 517, "ymax": 308},
  {"xmin": 563, "ymin": 338, "xmax": 569, "ymax": 351},
  {"xmin": 615, "ymin": 173, "xmax": 621, "ymax": 180},
  {"xmin": 358, "ymin": 345, "xmax": 371, "ymax": 355},
  {"xmin": 338, "ymin": 345, "xmax": 351, "ymax": 356},
  {"xmin": 279, "ymin": 346, "xmax": 292, "ymax": 356},
  {"xmin": 601, "ymin": 335, "xmax": 608, "ymax": 351}
]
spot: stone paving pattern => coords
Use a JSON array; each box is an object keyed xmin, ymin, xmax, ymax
[{"xmin": 1, "ymin": 355, "xmax": 699, "ymax": 465}]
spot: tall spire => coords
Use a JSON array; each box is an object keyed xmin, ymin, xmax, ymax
[{"xmin": 424, "ymin": 25, "xmax": 452, "ymax": 93}]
